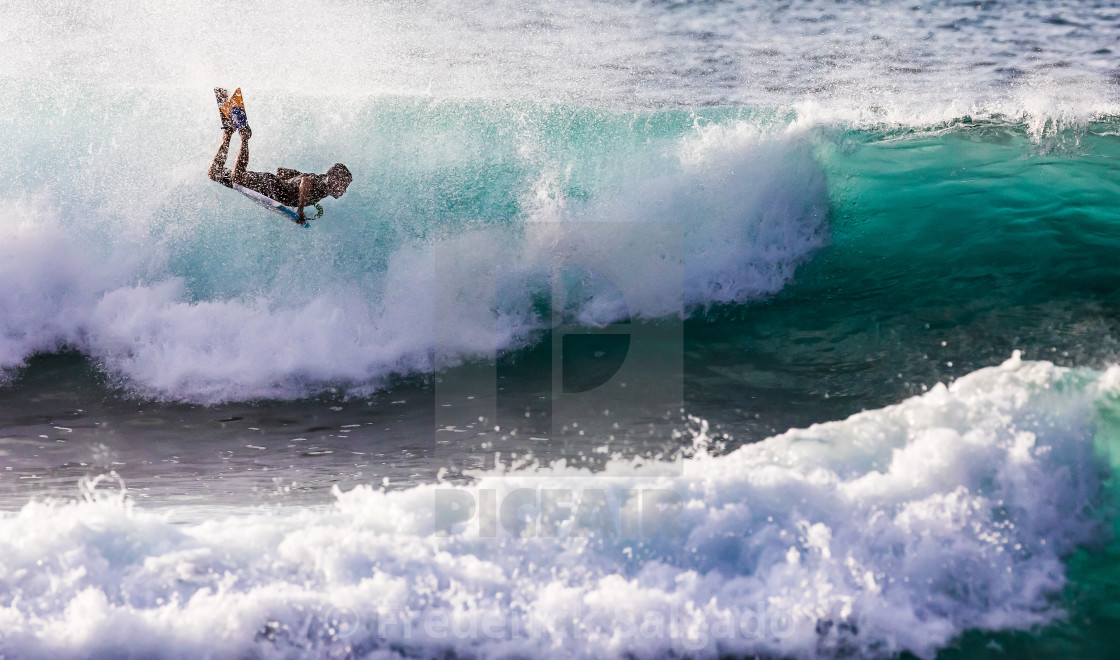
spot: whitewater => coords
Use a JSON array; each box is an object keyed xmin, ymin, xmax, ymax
[
  {"xmin": 3, "ymin": 0, "xmax": 1120, "ymax": 658},
  {"xmin": 2, "ymin": 356, "xmax": 1118, "ymax": 659}
]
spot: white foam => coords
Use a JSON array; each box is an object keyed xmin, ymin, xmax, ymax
[
  {"xmin": 0, "ymin": 356, "xmax": 1113, "ymax": 658},
  {"xmin": 791, "ymin": 71, "xmax": 1120, "ymax": 139},
  {"xmin": 0, "ymin": 199, "xmax": 138, "ymax": 375}
]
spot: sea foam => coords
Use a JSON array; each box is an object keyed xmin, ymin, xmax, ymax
[{"xmin": 0, "ymin": 355, "xmax": 1113, "ymax": 658}]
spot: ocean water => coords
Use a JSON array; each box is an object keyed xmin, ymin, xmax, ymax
[{"xmin": 3, "ymin": 0, "xmax": 1120, "ymax": 658}]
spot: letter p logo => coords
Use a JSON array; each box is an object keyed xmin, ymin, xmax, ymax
[{"xmin": 433, "ymin": 221, "xmax": 683, "ymax": 474}]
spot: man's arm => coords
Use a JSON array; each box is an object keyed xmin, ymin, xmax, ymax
[{"xmin": 297, "ymin": 175, "xmax": 313, "ymax": 221}]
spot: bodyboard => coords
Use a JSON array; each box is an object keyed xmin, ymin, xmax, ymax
[{"xmin": 232, "ymin": 184, "xmax": 310, "ymax": 227}]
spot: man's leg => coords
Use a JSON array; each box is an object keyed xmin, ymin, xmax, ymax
[
  {"xmin": 208, "ymin": 129, "xmax": 233, "ymax": 185},
  {"xmin": 232, "ymin": 127, "xmax": 251, "ymax": 186}
]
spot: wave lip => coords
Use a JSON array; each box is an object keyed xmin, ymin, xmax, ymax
[{"xmin": 0, "ymin": 355, "xmax": 1113, "ymax": 658}]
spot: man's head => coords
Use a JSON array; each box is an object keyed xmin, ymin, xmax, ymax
[{"xmin": 326, "ymin": 163, "xmax": 352, "ymax": 198}]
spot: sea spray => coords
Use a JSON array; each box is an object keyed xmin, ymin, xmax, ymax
[{"xmin": 0, "ymin": 98, "xmax": 828, "ymax": 402}]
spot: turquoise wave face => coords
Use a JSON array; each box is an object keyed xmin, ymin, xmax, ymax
[
  {"xmin": 685, "ymin": 121, "xmax": 1120, "ymax": 424},
  {"xmin": 816, "ymin": 123, "xmax": 1120, "ymax": 311}
]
